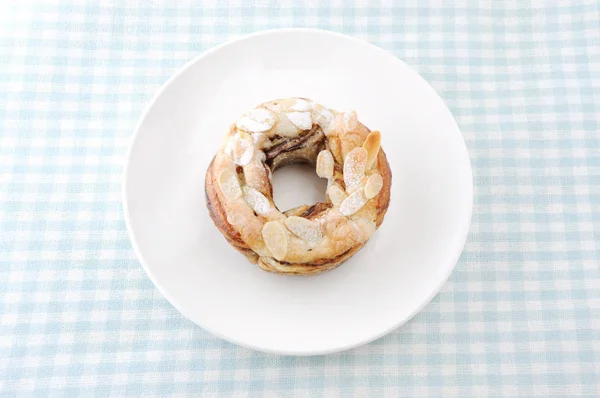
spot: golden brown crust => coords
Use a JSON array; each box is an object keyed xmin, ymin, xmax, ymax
[
  {"xmin": 256, "ymin": 243, "xmax": 364, "ymax": 275},
  {"xmin": 205, "ymin": 160, "xmax": 259, "ymax": 263},
  {"xmin": 204, "ymin": 98, "xmax": 392, "ymax": 275},
  {"xmin": 375, "ymin": 148, "xmax": 392, "ymax": 227}
]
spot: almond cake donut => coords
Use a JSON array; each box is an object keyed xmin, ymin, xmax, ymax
[{"xmin": 205, "ymin": 97, "xmax": 392, "ymax": 275}]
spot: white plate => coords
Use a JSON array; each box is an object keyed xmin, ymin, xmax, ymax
[{"xmin": 123, "ymin": 29, "xmax": 473, "ymax": 355}]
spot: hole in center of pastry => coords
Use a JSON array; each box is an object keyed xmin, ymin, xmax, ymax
[{"xmin": 271, "ymin": 163, "xmax": 327, "ymax": 212}]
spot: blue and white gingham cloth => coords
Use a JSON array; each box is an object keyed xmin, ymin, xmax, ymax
[{"xmin": 1, "ymin": 1, "xmax": 599, "ymax": 396}]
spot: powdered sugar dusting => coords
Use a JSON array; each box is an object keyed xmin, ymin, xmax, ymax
[
  {"xmin": 243, "ymin": 186, "xmax": 271, "ymax": 215},
  {"xmin": 339, "ymin": 190, "xmax": 367, "ymax": 216},
  {"xmin": 342, "ymin": 110, "xmax": 358, "ymax": 131},
  {"xmin": 249, "ymin": 108, "xmax": 275, "ymax": 124},
  {"xmin": 275, "ymin": 114, "xmax": 300, "ymax": 137},
  {"xmin": 236, "ymin": 108, "xmax": 275, "ymax": 133},
  {"xmin": 253, "ymin": 132, "xmax": 268, "ymax": 148},
  {"xmin": 223, "ymin": 137, "xmax": 234, "ymax": 156},
  {"xmin": 232, "ymin": 134, "xmax": 254, "ymax": 166},
  {"xmin": 291, "ymin": 99, "xmax": 312, "ymax": 111},
  {"xmin": 350, "ymin": 218, "xmax": 376, "ymax": 241},
  {"xmin": 343, "ymin": 112, "xmax": 351, "ymax": 126},
  {"xmin": 218, "ymin": 169, "xmax": 242, "ymax": 200},
  {"xmin": 319, "ymin": 109, "xmax": 333, "ymax": 126},
  {"xmin": 236, "ymin": 116, "xmax": 272, "ymax": 133},
  {"xmin": 286, "ymin": 111, "xmax": 312, "ymax": 130},
  {"xmin": 327, "ymin": 185, "xmax": 348, "ymax": 207},
  {"xmin": 313, "ymin": 107, "xmax": 334, "ymax": 132},
  {"xmin": 285, "ymin": 216, "xmax": 322, "ymax": 245},
  {"xmin": 343, "ymin": 147, "xmax": 367, "ymax": 191}
]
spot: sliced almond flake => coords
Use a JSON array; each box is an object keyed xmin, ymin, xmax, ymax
[
  {"xmin": 236, "ymin": 116, "xmax": 272, "ymax": 133},
  {"xmin": 264, "ymin": 103, "xmax": 282, "ymax": 115},
  {"xmin": 286, "ymin": 111, "xmax": 313, "ymax": 130},
  {"xmin": 343, "ymin": 147, "xmax": 367, "ymax": 192},
  {"xmin": 327, "ymin": 185, "xmax": 348, "ymax": 207},
  {"xmin": 243, "ymin": 186, "xmax": 271, "ymax": 215},
  {"xmin": 364, "ymin": 173, "xmax": 383, "ymax": 199},
  {"xmin": 290, "ymin": 99, "xmax": 312, "ymax": 111},
  {"xmin": 363, "ymin": 130, "xmax": 381, "ymax": 169},
  {"xmin": 242, "ymin": 162, "xmax": 268, "ymax": 193},
  {"xmin": 271, "ymin": 98, "xmax": 296, "ymax": 108},
  {"xmin": 312, "ymin": 104, "xmax": 334, "ymax": 131},
  {"xmin": 235, "ymin": 108, "xmax": 275, "ymax": 133},
  {"xmin": 339, "ymin": 190, "xmax": 368, "ymax": 216},
  {"xmin": 248, "ymin": 108, "xmax": 275, "ymax": 124},
  {"xmin": 275, "ymin": 114, "xmax": 300, "ymax": 137},
  {"xmin": 253, "ymin": 132, "xmax": 269, "ymax": 148},
  {"xmin": 317, "ymin": 109, "xmax": 334, "ymax": 128},
  {"xmin": 342, "ymin": 110, "xmax": 358, "ymax": 131},
  {"xmin": 262, "ymin": 221, "xmax": 288, "ymax": 261},
  {"xmin": 325, "ymin": 113, "xmax": 343, "ymax": 137},
  {"xmin": 232, "ymin": 134, "xmax": 254, "ymax": 166},
  {"xmin": 223, "ymin": 137, "xmax": 234, "ymax": 156},
  {"xmin": 343, "ymin": 112, "xmax": 351, "ymax": 126},
  {"xmin": 285, "ymin": 216, "xmax": 322, "ymax": 245},
  {"xmin": 226, "ymin": 212, "xmax": 247, "ymax": 227},
  {"xmin": 316, "ymin": 150, "xmax": 334, "ymax": 179},
  {"xmin": 217, "ymin": 168, "xmax": 242, "ymax": 200},
  {"xmin": 323, "ymin": 118, "xmax": 337, "ymax": 136},
  {"xmin": 350, "ymin": 218, "xmax": 376, "ymax": 241}
]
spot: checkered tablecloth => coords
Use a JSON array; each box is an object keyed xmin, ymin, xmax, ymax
[{"xmin": 1, "ymin": 1, "xmax": 599, "ymax": 396}]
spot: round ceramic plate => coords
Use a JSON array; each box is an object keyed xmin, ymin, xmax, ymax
[{"xmin": 123, "ymin": 29, "xmax": 472, "ymax": 355}]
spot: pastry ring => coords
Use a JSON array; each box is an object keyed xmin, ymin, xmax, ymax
[{"xmin": 205, "ymin": 98, "xmax": 392, "ymax": 275}]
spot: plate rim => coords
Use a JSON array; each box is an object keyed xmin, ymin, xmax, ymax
[{"xmin": 122, "ymin": 28, "xmax": 474, "ymax": 355}]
